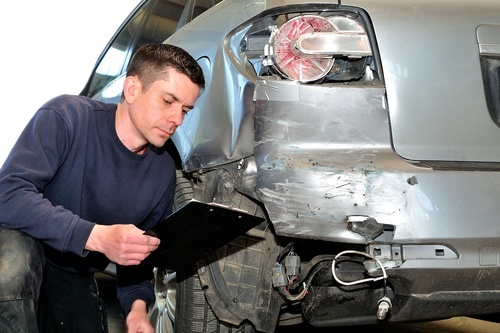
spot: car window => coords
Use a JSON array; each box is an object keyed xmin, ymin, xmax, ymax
[
  {"xmin": 82, "ymin": 0, "xmax": 221, "ymax": 99},
  {"xmin": 82, "ymin": 1, "xmax": 149, "ymax": 98},
  {"xmin": 192, "ymin": 0, "xmax": 222, "ymax": 20}
]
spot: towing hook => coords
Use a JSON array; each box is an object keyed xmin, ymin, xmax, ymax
[{"xmin": 377, "ymin": 296, "xmax": 392, "ymax": 320}]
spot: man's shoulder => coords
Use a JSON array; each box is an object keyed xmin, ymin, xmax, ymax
[
  {"xmin": 38, "ymin": 95, "xmax": 116, "ymax": 121},
  {"xmin": 42, "ymin": 94, "xmax": 113, "ymax": 111}
]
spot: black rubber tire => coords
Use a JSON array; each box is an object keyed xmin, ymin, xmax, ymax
[
  {"xmin": 173, "ymin": 170, "xmax": 256, "ymax": 333},
  {"xmin": 173, "ymin": 170, "xmax": 194, "ymax": 210},
  {"xmin": 175, "ymin": 268, "xmax": 256, "ymax": 333}
]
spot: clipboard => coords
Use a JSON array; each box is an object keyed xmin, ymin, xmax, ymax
[{"xmin": 145, "ymin": 199, "xmax": 265, "ymax": 269}]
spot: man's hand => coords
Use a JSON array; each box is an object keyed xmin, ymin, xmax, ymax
[
  {"xmin": 85, "ymin": 224, "xmax": 160, "ymax": 265},
  {"xmin": 126, "ymin": 300, "xmax": 154, "ymax": 333}
]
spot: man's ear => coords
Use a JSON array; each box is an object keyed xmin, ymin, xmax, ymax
[{"xmin": 123, "ymin": 76, "xmax": 140, "ymax": 103}]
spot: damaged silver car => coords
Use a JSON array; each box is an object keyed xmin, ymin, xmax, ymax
[{"xmin": 87, "ymin": 0, "xmax": 500, "ymax": 332}]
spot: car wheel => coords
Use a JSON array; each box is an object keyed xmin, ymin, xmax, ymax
[
  {"xmin": 175, "ymin": 266, "xmax": 256, "ymax": 333},
  {"xmin": 148, "ymin": 169, "xmax": 191, "ymax": 332},
  {"xmin": 149, "ymin": 268, "xmax": 176, "ymax": 333},
  {"xmin": 149, "ymin": 169, "xmax": 257, "ymax": 332}
]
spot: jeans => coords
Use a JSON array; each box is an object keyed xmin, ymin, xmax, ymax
[
  {"xmin": 0, "ymin": 227, "xmax": 44, "ymax": 333},
  {"xmin": 0, "ymin": 227, "xmax": 108, "ymax": 333}
]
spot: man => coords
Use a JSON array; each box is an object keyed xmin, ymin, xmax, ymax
[{"xmin": 0, "ymin": 43, "xmax": 205, "ymax": 332}]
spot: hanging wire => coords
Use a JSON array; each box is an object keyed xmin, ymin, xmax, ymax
[{"xmin": 331, "ymin": 250, "xmax": 389, "ymax": 297}]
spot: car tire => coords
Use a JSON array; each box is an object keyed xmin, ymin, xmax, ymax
[
  {"xmin": 175, "ymin": 266, "xmax": 256, "ymax": 333},
  {"xmin": 150, "ymin": 169, "xmax": 257, "ymax": 333}
]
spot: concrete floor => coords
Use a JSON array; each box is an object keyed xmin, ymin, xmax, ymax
[
  {"xmin": 280, "ymin": 317, "xmax": 500, "ymax": 333},
  {"xmin": 97, "ymin": 274, "xmax": 500, "ymax": 333}
]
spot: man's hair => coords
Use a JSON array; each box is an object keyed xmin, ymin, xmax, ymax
[{"xmin": 126, "ymin": 43, "xmax": 205, "ymax": 92}]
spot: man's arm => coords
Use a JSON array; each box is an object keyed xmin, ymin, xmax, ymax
[{"xmin": 0, "ymin": 106, "xmax": 94, "ymax": 255}]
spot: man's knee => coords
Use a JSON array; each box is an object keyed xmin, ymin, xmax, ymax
[
  {"xmin": 0, "ymin": 227, "xmax": 45, "ymax": 300},
  {"xmin": 0, "ymin": 299, "xmax": 38, "ymax": 333}
]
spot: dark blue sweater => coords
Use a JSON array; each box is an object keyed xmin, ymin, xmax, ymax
[{"xmin": 0, "ymin": 94, "xmax": 175, "ymax": 313}]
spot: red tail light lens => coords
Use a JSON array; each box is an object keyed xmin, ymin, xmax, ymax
[
  {"xmin": 265, "ymin": 14, "xmax": 372, "ymax": 82},
  {"xmin": 271, "ymin": 15, "xmax": 335, "ymax": 82}
]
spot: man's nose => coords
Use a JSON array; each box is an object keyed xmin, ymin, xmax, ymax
[{"xmin": 170, "ymin": 108, "xmax": 184, "ymax": 126}]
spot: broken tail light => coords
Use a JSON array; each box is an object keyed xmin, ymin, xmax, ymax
[
  {"xmin": 270, "ymin": 15, "xmax": 336, "ymax": 82},
  {"xmin": 266, "ymin": 14, "xmax": 372, "ymax": 82},
  {"xmin": 225, "ymin": 5, "xmax": 377, "ymax": 84}
]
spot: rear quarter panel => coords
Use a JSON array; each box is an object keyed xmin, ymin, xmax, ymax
[{"xmin": 347, "ymin": 0, "xmax": 500, "ymax": 164}]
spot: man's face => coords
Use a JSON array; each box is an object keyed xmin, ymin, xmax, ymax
[{"xmin": 129, "ymin": 68, "xmax": 200, "ymax": 148}]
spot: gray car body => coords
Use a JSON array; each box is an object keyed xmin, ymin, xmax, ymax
[
  {"xmin": 94, "ymin": 0, "xmax": 500, "ymax": 327},
  {"xmin": 166, "ymin": 0, "xmax": 500, "ymax": 265}
]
